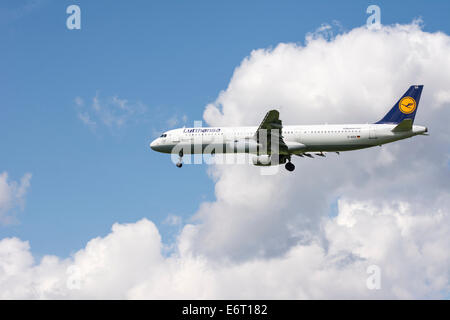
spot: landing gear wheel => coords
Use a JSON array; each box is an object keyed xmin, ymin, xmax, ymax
[
  {"xmin": 285, "ymin": 161, "xmax": 295, "ymax": 172},
  {"xmin": 176, "ymin": 150, "xmax": 183, "ymax": 168}
]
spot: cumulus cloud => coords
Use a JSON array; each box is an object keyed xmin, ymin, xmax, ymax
[
  {"xmin": 75, "ymin": 93, "xmax": 147, "ymax": 131},
  {"xmin": 0, "ymin": 204, "xmax": 448, "ymax": 299},
  {"xmin": 191, "ymin": 21, "xmax": 450, "ymax": 263},
  {"xmin": 0, "ymin": 172, "xmax": 32, "ymax": 225},
  {"xmin": 1, "ymin": 21, "xmax": 449, "ymax": 298}
]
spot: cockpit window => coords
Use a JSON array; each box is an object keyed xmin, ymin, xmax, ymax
[{"xmin": 160, "ymin": 134, "xmax": 167, "ymax": 138}]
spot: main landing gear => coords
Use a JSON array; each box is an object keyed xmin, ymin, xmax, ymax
[
  {"xmin": 176, "ymin": 150, "xmax": 183, "ymax": 168},
  {"xmin": 285, "ymin": 157, "xmax": 295, "ymax": 172}
]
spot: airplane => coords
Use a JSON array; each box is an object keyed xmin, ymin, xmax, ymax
[{"xmin": 150, "ymin": 85, "xmax": 428, "ymax": 172}]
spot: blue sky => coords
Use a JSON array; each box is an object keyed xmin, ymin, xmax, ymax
[{"xmin": 1, "ymin": 0, "xmax": 450, "ymax": 259}]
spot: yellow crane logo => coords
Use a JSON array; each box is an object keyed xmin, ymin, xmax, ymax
[{"xmin": 399, "ymin": 97, "xmax": 416, "ymax": 114}]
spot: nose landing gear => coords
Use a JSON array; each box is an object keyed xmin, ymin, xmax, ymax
[{"xmin": 176, "ymin": 150, "xmax": 183, "ymax": 168}]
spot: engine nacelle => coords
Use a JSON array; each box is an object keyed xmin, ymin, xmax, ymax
[
  {"xmin": 252, "ymin": 155, "xmax": 287, "ymax": 166},
  {"xmin": 252, "ymin": 155, "xmax": 272, "ymax": 166}
]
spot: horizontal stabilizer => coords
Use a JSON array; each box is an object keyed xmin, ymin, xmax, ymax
[{"xmin": 392, "ymin": 118, "xmax": 413, "ymax": 132}]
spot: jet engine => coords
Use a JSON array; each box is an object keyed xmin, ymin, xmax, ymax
[{"xmin": 252, "ymin": 155, "xmax": 288, "ymax": 166}]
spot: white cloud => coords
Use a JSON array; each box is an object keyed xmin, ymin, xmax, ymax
[
  {"xmin": 305, "ymin": 21, "xmax": 344, "ymax": 43},
  {"xmin": 1, "ymin": 21, "xmax": 450, "ymax": 298},
  {"xmin": 0, "ymin": 172, "xmax": 32, "ymax": 225},
  {"xmin": 166, "ymin": 115, "xmax": 179, "ymax": 128},
  {"xmin": 74, "ymin": 97, "xmax": 84, "ymax": 107},
  {"xmin": 0, "ymin": 0, "xmax": 45, "ymax": 25},
  {"xmin": 188, "ymin": 20, "xmax": 450, "ymax": 264},
  {"xmin": 0, "ymin": 200, "xmax": 448, "ymax": 299},
  {"xmin": 77, "ymin": 112, "xmax": 97, "ymax": 129},
  {"xmin": 166, "ymin": 114, "xmax": 188, "ymax": 128},
  {"xmin": 75, "ymin": 93, "xmax": 147, "ymax": 131},
  {"xmin": 163, "ymin": 214, "xmax": 182, "ymax": 227}
]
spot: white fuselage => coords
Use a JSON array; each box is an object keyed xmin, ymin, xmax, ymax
[{"xmin": 150, "ymin": 123, "xmax": 427, "ymax": 155}]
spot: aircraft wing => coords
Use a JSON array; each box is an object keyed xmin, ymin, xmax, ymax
[{"xmin": 254, "ymin": 109, "xmax": 288, "ymax": 154}]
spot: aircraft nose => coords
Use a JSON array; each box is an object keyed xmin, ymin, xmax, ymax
[{"xmin": 150, "ymin": 139, "xmax": 158, "ymax": 150}]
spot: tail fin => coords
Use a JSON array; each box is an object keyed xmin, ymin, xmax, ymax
[{"xmin": 376, "ymin": 85, "xmax": 423, "ymax": 124}]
